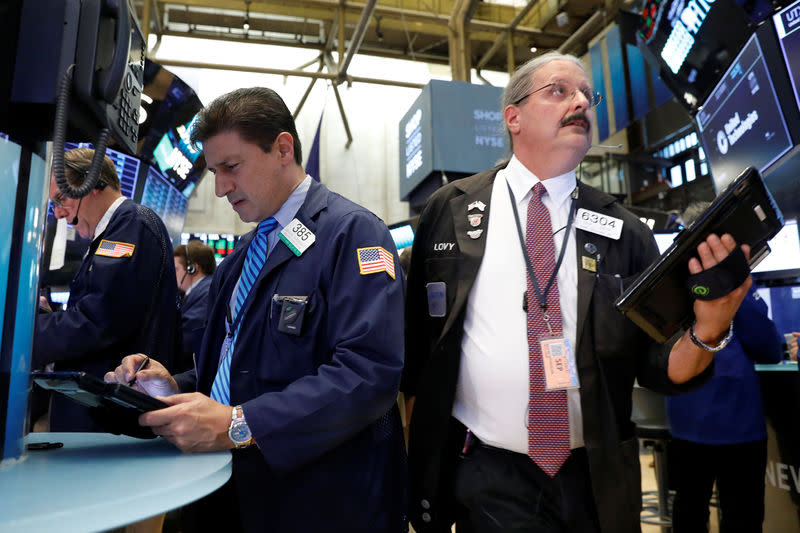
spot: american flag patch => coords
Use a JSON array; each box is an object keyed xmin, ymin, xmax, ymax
[
  {"xmin": 357, "ymin": 246, "xmax": 395, "ymax": 279},
  {"xmin": 95, "ymin": 239, "xmax": 135, "ymax": 258}
]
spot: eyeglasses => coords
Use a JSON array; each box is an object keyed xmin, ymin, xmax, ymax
[
  {"xmin": 513, "ymin": 80, "xmax": 603, "ymax": 108},
  {"xmin": 50, "ymin": 191, "xmax": 67, "ymax": 209}
]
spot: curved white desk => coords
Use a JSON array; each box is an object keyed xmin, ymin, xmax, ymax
[{"xmin": 0, "ymin": 432, "xmax": 231, "ymax": 533}]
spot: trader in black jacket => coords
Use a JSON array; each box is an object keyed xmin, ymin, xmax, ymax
[
  {"xmin": 401, "ymin": 51, "xmax": 751, "ymax": 533},
  {"xmin": 173, "ymin": 240, "xmax": 216, "ymax": 372},
  {"xmin": 33, "ymin": 147, "xmax": 180, "ymax": 432}
]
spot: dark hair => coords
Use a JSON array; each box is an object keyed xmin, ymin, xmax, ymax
[
  {"xmin": 174, "ymin": 240, "xmax": 217, "ymax": 276},
  {"xmin": 190, "ymin": 87, "xmax": 303, "ymax": 165},
  {"xmin": 64, "ymin": 148, "xmax": 120, "ymax": 191}
]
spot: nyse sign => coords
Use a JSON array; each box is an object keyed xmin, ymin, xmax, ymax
[{"xmin": 472, "ymin": 109, "xmax": 504, "ymax": 149}]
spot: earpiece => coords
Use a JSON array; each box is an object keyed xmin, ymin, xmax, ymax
[{"xmin": 185, "ymin": 243, "xmax": 197, "ymax": 275}]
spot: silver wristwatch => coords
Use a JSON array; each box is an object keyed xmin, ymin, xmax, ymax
[{"xmin": 228, "ymin": 405, "xmax": 254, "ymax": 448}]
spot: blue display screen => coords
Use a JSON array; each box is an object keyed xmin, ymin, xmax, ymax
[{"xmin": 695, "ymin": 34, "xmax": 792, "ymax": 192}]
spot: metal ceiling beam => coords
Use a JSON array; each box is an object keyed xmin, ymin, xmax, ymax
[
  {"xmin": 336, "ymin": 0, "xmax": 377, "ymax": 84},
  {"xmin": 557, "ymin": 9, "xmax": 606, "ymax": 55},
  {"xmin": 153, "ymin": 57, "xmax": 425, "ymax": 89},
  {"xmin": 476, "ymin": 0, "xmax": 540, "ymax": 70},
  {"xmin": 448, "ymin": 0, "xmax": 479, "ymax": 81}
]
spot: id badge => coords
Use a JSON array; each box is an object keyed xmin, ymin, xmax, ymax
[{"xmin": 539, "ymin": 335, "xmax": 579, "ymax": 390}]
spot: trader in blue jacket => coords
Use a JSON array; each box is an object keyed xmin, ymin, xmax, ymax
[
  {"xmin": 666, "ymin": 204, "xmax": 784, "ymax": 532},
  {"xmin": 34, "ymin": 147, "xmax": 181, "ymax": 432},
  {"xmin": 107, "ymin": 87, "xmax": 407, "ymax": 533},
  {"xmin": 173, "ymin": 240, "xmax": 216, "ymax": 372}
]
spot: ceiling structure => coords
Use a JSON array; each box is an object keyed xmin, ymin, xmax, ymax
[{"xmin": 133, "ymin": 0, "xmax": 634, "ymax": 87}]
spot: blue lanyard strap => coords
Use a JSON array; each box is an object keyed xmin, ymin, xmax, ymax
[{"xmin": 505, "ymin": 179, "xmax": 578, "ymax": 313}]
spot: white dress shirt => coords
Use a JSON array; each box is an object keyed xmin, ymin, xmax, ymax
[{"xmin": 452, "ymin": 155, "xmax": 584, "ymax": 453}]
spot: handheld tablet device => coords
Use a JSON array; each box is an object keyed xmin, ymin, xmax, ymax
[
  {"xmin": 614, "ymin": 166, "xmax": 784, "ymax": 343},
  {"xmin": 32, "ymin": 371, "xmax": 168, "ymax": 413}
]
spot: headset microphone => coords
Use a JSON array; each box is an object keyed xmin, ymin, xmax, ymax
[
  {"xmin": 591, "ymin": 143, "xmax": 623, "ymax": 149},
  {"xmin": 71, "ymin": 197, "xmax": 83, "ymax": 226}
]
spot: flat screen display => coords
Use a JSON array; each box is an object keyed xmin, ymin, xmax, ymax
[
  {"xmin": 389, "ymin": 224, "xmax": 414, "ymax": 250},
  {"xmin": 181, "ymin": 233, "xmax": 240, "ymax": 264},
  {"xmin": 637, "ymin": 0, "xmax": 753, "ymax": 113},
  {"xmin": 695, "ymin": 33, "xmax": 793, "ymax": 192},
  {"xmin": 653, "ymin": 232, "xmax": 678, "ymax": 254},
  {"xmin": 752, "ymin": 219, "xmax": 800, "ymax": 275},
  {"xmin": 774, "ymin": 1, "xmax": 800, "ymax": 112},
  {"xmin": 139, "ymin": 166, "xmax": 188, "ymax": 246}
]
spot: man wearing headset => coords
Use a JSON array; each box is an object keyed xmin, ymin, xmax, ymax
[
  {"xmin": 173, "ymin": 240, "xmax": 216, "ymax": 372},
  {"xmin": 33, "ymin": 147, "xmax": 181, "ymax": 432}
]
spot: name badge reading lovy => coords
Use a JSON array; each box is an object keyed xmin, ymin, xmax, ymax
[
  {"xmin": 279, "ymin": 218, "xmax": 316, "ymax": 256},
  {"xmin": 574, "ymin": 208, "xmax": 623, "ymax": 240}
]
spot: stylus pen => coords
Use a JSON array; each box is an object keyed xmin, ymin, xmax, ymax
[{"xmin": 128, "ymin": 356, "xmax": 150, "ymax": 386}]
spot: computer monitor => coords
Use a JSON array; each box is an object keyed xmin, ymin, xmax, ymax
[
  {"xmin": 774, "ymin": 1, "xmax": 800, "ymax": 114},
  {"xmin": 637, "ymin": 0, "xmax": 754, "ymax": 113},
  {"xmin": 695, "ymin": 33, "xmax": 793, "ymax": 192},
  {"xmin": 138, "ymin": 165, "xmax": 188, "ymax": 246},
  {"xmin": 752, "ymin": 219, "xmax": 800, "ymax": 278}
]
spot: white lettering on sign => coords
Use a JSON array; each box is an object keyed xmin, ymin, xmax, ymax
[
  {"xmin": 765, "ymin": 461, "xmax": 800, "ymax": 493},
  {"xmin": 661, "ymin": 0, "xmax": 717, "ymax": 74}
]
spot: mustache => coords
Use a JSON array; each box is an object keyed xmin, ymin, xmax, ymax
[{"xmin": 561, "ymin": 112, "xmax": 590, "ymax": 129}]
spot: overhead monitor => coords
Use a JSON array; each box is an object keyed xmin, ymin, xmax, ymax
[
  {"xmin": 637, "ymin": 0, "xmax": 753, "ymax": 113},
  {"xmin": 695, "ymin": 33, "xmax": 793, "ymax": 192},
  {"xmin": 774, "ymin": 1, "xmax": 800, "ymax": 113},
  {"xmin": 139, "ymin": 165, "xmax": 188, "ymax": 246}
]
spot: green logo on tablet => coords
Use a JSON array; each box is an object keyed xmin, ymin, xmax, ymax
[{"xmin": 692, "ymin": 285, "xmax": 710, "ymax": 296}]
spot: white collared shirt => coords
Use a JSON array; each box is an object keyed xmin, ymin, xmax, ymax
[
  {"xmin": 93, "ymin": 196, "xmax": 126, "ymax": 241},
  {"xmin": 452, "ymin": 155, "xmax": 584, "ymax": 453}
]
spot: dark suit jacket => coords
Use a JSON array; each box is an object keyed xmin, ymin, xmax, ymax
[
  {"xmin": 174, "ymin": 179, "xmax": 408, "ymax": 533},
  {"xmin": 34, "ymin": 199, "xmax": 181, "ymax": 432},
  {"xmin": 177, "ymin": 274, "xmax": 212, "ymax": 372},
  {"xmin": 401, "ymin": 166, "xmax": 711, "ymax": 533}
]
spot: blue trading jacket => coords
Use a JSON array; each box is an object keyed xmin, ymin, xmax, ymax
[
  {"xmin": 33, "ymin": 200, "xmax": 181, "ymax": 431},
  {"xmin": 174, "ymin": 179, "xmax": 408, "ymax": 533},
  {"xmin": 176, "ymin": 274, "xmax": 212, "ymax": 373},
  {"xmin": 666, "ymin": 286, "xmax": 783, "ymax": 444}
]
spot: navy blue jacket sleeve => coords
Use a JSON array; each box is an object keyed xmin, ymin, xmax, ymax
[
  {"xmin": 733, "ymin": 287, "xmax": 783, "ymax": 364},
  {"xmin": 32, "ymin": 206, "xmax": 168, "ymax": 368},
  {"xmin": 243, "ymin": 211, "xmax": 405, "ymax": 473}
]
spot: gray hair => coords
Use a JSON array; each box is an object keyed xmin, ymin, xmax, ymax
[{"xmin": 501, "ymin": 52, "xmax": 589, "ymax": 148}]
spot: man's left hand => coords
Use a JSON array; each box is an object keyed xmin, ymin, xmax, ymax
[
  {"xmin": 138, "ymin": 393, "xmax": 234, "ymax": 452},
  {"xmin": 688, "ymin": 233, "xmax": 751, "ymax": 344}
]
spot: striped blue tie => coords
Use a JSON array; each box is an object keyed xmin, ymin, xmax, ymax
[{"xmin": 210, "ymin": 217, "xmax": 277, "ymax": 405}]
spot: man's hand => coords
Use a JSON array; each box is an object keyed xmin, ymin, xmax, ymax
[
  {"xmin": 668, "ymin": 233, "xmax": 752, "ymax": 383},
  {"xmin": 688, "ymin": 233, "xmax": 752, "ymax": 344},
  {"xmin": 105, "ymin": 353, "xmax": 179, "ymax": 397},
  {"xmin": 138, "ymin": 393, "xmax": 234, "ymax": 452},
  {"xmin": 791, "ymin": 332, "xmax": 799, "ymax": 361}
]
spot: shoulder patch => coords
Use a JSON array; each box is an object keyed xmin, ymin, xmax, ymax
[
  {"xmin": 96, "ymin": 240, "xmax": 135, "ymax": 258},
  {"xmin": 357, "ymin": 246, "xmax": 396, "ymax": 279}
]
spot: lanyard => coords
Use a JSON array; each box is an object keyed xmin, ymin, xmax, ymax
[{"xmin": 506, "ymin": 180, "xmax": 577, "ymax": 333}]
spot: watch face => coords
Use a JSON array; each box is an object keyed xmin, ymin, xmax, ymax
[{"xmin": 229, "ymin": 421, "xmax": 251, "ymax": 444}]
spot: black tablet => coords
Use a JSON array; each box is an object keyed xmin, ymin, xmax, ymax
[
  {"xmin": 32, "ymin": 371, "xmax": 168, "ymax": 413},
  {"xmin": 614, "ymin": 166, "xmax": 784, "ymax": 343}
]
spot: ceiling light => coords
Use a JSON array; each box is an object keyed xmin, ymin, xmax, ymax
[
  {"xmin": 530, "ymin": 46, "xmax": 538, "ymax": 53},
  {"xmin": 243, "ymin": 0, "xmax": 251, "ymax": 31}
]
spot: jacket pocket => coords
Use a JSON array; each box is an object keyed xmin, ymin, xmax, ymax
[{"xmin": 592, "ymin": 273, "xmax": 646, "ymax": 358}]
